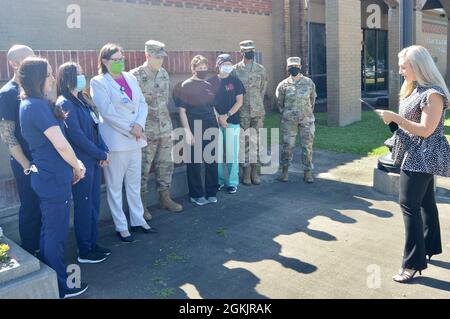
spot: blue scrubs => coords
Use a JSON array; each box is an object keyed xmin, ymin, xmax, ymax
[
  {"xmin": 0, "ymin": 80, "xmax": 41, "ymax": 254},
  {"xmin": 20, "ymin": 97, "xmax": 73, "ymax": 298},
  {"xmin": 57, "ymin": 96, "xmax": 108, "ymax": 256}
]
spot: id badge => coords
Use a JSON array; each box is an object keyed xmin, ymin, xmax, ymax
[{"xmin": 90, "ymin": 111, "xmax": 100, "ymax": 124}]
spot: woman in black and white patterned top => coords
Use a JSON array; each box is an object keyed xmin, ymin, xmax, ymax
[{"xmin": 376, "ymin": 45, "xmax": 450, "ymax": 283}]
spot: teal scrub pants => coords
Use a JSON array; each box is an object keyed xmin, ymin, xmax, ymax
[{"xmin": 218, "ymin": 124, "xmax": 241, "ymax": 187}]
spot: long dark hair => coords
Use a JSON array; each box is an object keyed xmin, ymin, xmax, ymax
[
  {"xmin": 17, "ymin": 56, "xmax": 67, "ymax": 120},
  {"xmin": 98, "ymin": 43, "xmax": 123, "ymax": 75},
  {"xmin": 57, "ymin": 62, "xmax": 96, "ymax": 110}
]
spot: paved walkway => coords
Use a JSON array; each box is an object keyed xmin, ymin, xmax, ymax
[{"xmin": 65, "ymin": 149, "xmax": 450, "ymax": 299}]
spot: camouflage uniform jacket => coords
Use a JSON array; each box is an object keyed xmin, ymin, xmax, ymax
[
  {"xmin": 234, "ymin": 60, "xmax": 267, "ymax": 118},
  {"xmin": 276, "ymin": 76, "xmax": 317, "ymax": 123},
  {"xmin": 131, "ymin": 63, "xmax": 173, "ymax": 138}
]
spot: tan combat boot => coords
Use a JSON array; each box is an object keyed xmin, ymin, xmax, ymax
[
  {"xmin": 304, "ymin": 170, "xmax": 314, "ymax": 183},
  {"xmin": 159, "ymin": 189, "xmax": 183, "ymax": 213},
  {"xmin": 251, "ymin": 164, "xmax": 261, "ymax": 185},
  {"xmin": 242, "ymin": 166, "xmax": 252, "ymax": 185},
  {"xmin": 141, "ymin": 192, "xmax": 153, "ymax": 220},
  {"xmin": 277, "ymin": 165, "xmax": 289, "ymax": 182}
]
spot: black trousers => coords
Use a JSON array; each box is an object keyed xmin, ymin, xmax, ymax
[
  {"xmin": 186, "ymin": 115, "xmax": 219, "ymax": 198},
  {"xmin": 399, "ymin": 170, "xmax": 442, "ymax": 271}
]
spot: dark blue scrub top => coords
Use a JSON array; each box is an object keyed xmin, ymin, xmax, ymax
[
  {"xmin": 57, "ymin": 95, "xmax": 108, "ymax": 167},
  {"xmin": 20, "ymin": 97, "xmax": 72, "ymax": 200}
]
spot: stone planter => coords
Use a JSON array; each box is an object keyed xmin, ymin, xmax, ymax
[{"xmin": 0, "ymin": 236, "xmax": 59, "ymax": 299}]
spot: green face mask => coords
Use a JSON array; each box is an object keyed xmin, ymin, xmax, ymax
[{"xmin": 110, "ymin": 60, "xmax": 125, "ymax": 75}]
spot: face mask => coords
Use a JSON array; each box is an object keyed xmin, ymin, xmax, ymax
[
  {"xmin": 220, "ymin": 65, "xmax": 234, "ymax": 74},
  {"xmin": 148, "ymin": 57, "xmax": 163, "ymax": 70},
  {"xmin": 110, "ymin": 60, "xmax": 125, "ymax": 75},
  {"xmin": 76, "ymin": 75, "xmax": 86, "ymax": 91},
  {"xmin": 243, "ymin": 51, "xmax": 255, "ymax": 60},
  {"xmin": 288, "ymin": 67, "xmax": 301, "ymax": 77},
  {"xmin": 196, "ymin": 71, "xmax": 209, "ymax": 80}
]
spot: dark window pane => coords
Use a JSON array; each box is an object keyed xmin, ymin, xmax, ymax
[
  {"xmin": 376, "ymin": 31, "xmax": 388, "ymax": 90},
  {"xmin": 309, "ymin": 23, "xmax": 327, "ymax": 98},
  {"xmin": 362, "ymin": 29, "xmax": 388, "ymax": 92}
]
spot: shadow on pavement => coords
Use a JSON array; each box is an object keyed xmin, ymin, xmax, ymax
[{"xmin": 65, "ymin": 169, "xmax": 397, "ymax": 299}]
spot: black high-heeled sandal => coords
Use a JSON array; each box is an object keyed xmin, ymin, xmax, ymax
[
  {"xmin": 428, "ymin": 255, "xmax": 434, "ymax": 262},
  {"xmin": 130, "ymin": 225, "xmax": 158, "ymax": 234},
  {"xmin": 116, "ymin": 232, "xmax": 135, "ymax": 243},
  {"xmin": 393, "ymin": 269, "xmax": 422, "ymax": 283}
]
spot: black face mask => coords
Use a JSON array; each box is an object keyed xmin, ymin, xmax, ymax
[
  {"xmin": 196, "ymin": 71, "xmax": 209, "ymax": 80},
  {"xmin": 243, "ymin": 51, "xmax": 255, "ymax": 60},
  {"xmin": 288, "ymin": 67, "xmax": 301, "ymax": 77}
]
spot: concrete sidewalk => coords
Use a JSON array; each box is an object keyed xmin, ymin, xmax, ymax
[{"xmin": 64, "ymin": 149, "xmax": 450, "ymax": 299}]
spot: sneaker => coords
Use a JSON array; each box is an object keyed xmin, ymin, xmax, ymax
[
  {"xmin": 92, "ymin": 244, "xmax": 111, "ymax": 256},
  {"xmin": 227, "ymin": 186, "xmax": 237, "ymax": 194},
  {"xmin": 206, "ymin": 196, "xmax": 218, "ymax": 204},
  {"xmin": 63, "ymin": 282, "xmax": 89, "ymax": 299},
  {"xmin": 190, "ymin": 197, "xmax": 209, "ymax": 206},
  {"xmin": 218, "ymin": 184, "xmax": 225, "ymax": 191},
  {"xmin": 77, "ymin": 251, "xmax": 108, "ymax": 264}
]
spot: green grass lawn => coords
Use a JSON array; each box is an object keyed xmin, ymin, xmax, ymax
[{"xmin": 265, "ymin": 110, "xmax": 450, "ymax": 156}]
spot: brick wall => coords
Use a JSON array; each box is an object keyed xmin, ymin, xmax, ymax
[
  {"xmin": 326, "ymin": 0, "xmax": 362, "ymax": 127},
  {"xmin": 0, "ymin": 50, "xmax": 262, "ymax": 81},
  {"xmin": 99, "ymin": 0, "xmax": 272, "ymax": 15},
  {"xmin": 0, "ymin": 0, "xmax": 273, "ymax": 90},
  {"xmin": 423, "ymin": 22, "xmax": 447, "ymax": 35}
]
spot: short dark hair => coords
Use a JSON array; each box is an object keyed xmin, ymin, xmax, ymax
[
  {"xmin": 98, "ymin": 43, "xmax": 123, "ymax": 75},
  {"xmin": 57, "ymin": 61, "xmax": 96, "ymax": 110}
]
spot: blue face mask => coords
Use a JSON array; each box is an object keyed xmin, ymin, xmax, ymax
[
  {"xmin": 220, "ymin": 65, "xmax": 234, "ymax": 74},
  {"xmin": 76, "ymin": 75, "xmax": 86, "ymax": 91}
]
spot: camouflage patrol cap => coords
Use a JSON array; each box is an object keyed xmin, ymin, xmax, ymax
[
  {"xmin": 287, "ymin": 57, "xmax": 301, "ymax": 67},
  {"xmin": 145, "ymin": 40, "xmax": 168, "ymax": 57},
  {"xmin": 239, "ymin": 40, "xmax": 256, "ymax": 51}
]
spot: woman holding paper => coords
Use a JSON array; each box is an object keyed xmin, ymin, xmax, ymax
[{"xmin": 376, "ymin": 45, "xmax": 450, "ymax": 283}]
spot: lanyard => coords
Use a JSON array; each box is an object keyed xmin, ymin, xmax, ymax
[{"xmin": 74, "ymin": 96, "xmax": 100, "ymax": 125}]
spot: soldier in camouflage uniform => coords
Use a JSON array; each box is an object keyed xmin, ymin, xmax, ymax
[
  {"xmin": 131, "ymin": 40, "xmax": 182, "ymax": 220},
  {"xmin": 275, "ymin": 57, "xmax": 316, "ymax": 183},
  {"xmin": 234, "ymin": 40, "xmax": 268, "ymax": 186}
]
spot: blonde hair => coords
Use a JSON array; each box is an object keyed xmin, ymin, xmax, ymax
[{"xmin": 398, "ymin": 45, "xmax": 450, "ymax": 101}]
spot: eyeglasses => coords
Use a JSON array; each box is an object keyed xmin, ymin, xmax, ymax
[{"xmin": 108, "ymin": 57, "xmax": 125, "ymax": 62}]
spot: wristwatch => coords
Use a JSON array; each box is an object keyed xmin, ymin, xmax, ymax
[{"xmin": 227, "ymin": 111, "xmax": 232, "ymax": 117}]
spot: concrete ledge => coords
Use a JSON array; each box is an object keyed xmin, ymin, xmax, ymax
[
  {"xmin": 0, "ymin": 236, "xmax": 58, "ymax": 299},
  {"xmin": 0, "ymin": 262, "xmax": 58, "ymax": 299},
  {"xmin": 373, "ymin": 168, "xmax": 400, "ymax": 197},
  {"xmin": 373, "ymin": 168, "xmax": 439, "ymax": 197},
  {"xmin": 0, "ymin": 237, "xmax": 40, "ymax": 285}
]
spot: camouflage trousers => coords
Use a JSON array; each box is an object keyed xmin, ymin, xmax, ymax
[
  {"xmin": 281, "ymin": 120, "xmax": 315, "ymax": 171},
  {"xmin": 240, "ymin": 116, "xmax": 265, "ymax": 168},
  {"xmin": 141, "ymin": 134, "xmax": 174, "ymax": 193}
]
